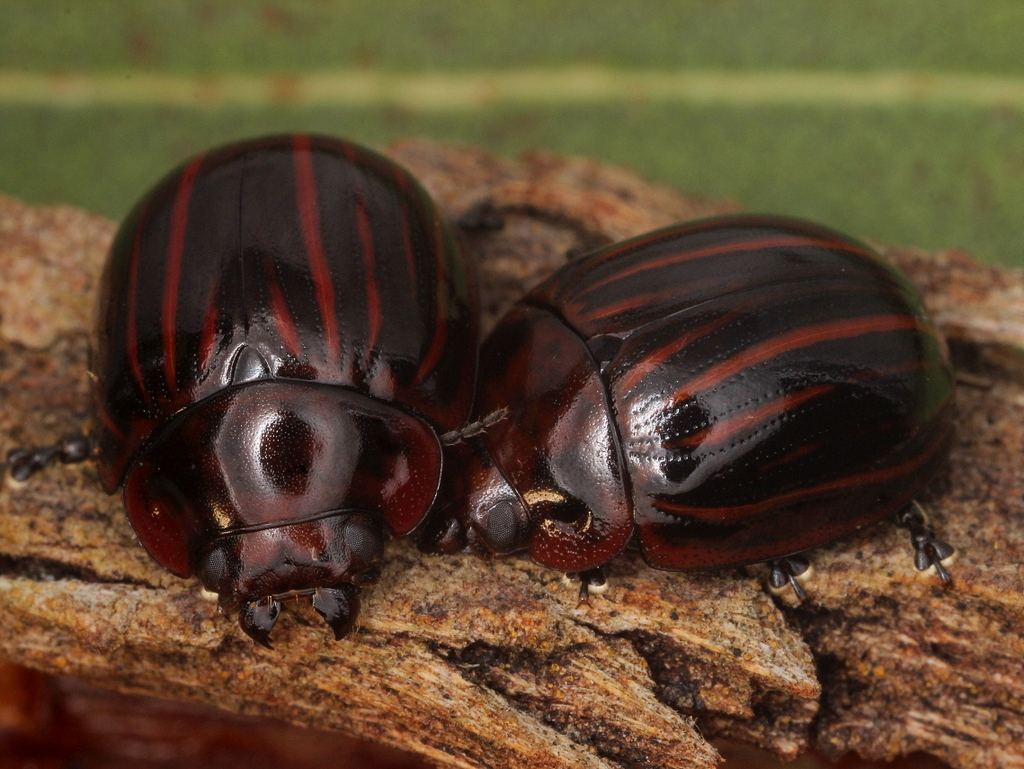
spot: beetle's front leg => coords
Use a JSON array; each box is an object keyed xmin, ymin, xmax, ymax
[
  {"xmin": 574, "ymin": 566, "xmax": 608, "ymax": 606},
  {"xmin": 3, "ymin": 433, "xmax": 93, "ymax": 484},
  {"xmin": 896, "ymin": 501, "xmax": 956, "ymax": 585}
]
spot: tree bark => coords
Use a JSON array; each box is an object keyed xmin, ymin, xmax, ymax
[{"xmin": 0, "ymin": 140, "xmax": 1021, "ymax": 769}]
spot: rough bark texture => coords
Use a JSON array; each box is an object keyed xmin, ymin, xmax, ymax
[{"xmin": 0, "ymin": 140, "xmax": 1021, "ymax": 769}]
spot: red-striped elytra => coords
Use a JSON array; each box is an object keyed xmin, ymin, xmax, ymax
[
  {"xmin": 424, "ymin": 215, "xmax": 956, "ymax": 598},
  {"xmin": 91, "ymin": 135, "xmax": 479, "ymax": 647}
]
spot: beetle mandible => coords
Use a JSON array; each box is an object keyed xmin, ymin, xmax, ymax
[
  {"xmin": 7, "ymin": 135, "xmax": 479, "ymax": 647},
  {"xmin": 425, "ymin": 215, "xmax": 956, "ymax": 598}
]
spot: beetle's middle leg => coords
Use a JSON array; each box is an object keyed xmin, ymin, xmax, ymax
[{"xmin": 567, "ymin": 566, "xmax": 609, "ymax": 606}]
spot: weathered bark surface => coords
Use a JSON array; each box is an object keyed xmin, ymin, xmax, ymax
[{"xmin": 0, "ymin": 140, "xmax": 1021, "ymax": 769}]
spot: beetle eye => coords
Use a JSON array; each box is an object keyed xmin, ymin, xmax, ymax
[
  {"xmin": 341, "ymin": 513, "xmax": 385, "ymax": 571},
  {"xmin": 197, "ymin": 546, "xmax": 228, "ymax": 591},
  {"xmin": 476, "ymin": 499, "xmax": 527, "ymax": 554}
]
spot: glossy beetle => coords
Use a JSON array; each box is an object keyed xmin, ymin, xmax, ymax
[
  {"xmin": 426, "ymin": 215, "xmax": 956, "ymax": 597},
  {"xmin": 55, "ymin": 134, "xmax": 479, "ymax": 646}
]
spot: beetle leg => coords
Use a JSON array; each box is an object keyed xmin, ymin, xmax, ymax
[
  {"xmin": 767, "ymin": 555, "xmax": 812, "ymax": 601},
  {"xmin": 896, "ymin": 502, "xmax": 956, "ymax": 586},
  {"xmin": 3, "ymin": 433, "xmax": 93, "ymax": 485},
  {"xmin": 197, "ymin": 586, "xmax": 220, "ymax": 604},
  {"xmin": 240, "ymin": 596, "xmax": 282, "ymax": 649},
  {"xmin": 576, "ymin": 567, "xmax": 608, "ymax": 606},
  {"xmin": 312, "ymin": 586, "xmax": 361, "ymax": 641}
]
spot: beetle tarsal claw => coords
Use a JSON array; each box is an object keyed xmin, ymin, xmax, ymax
[
  {"xmin": 240, "ymin": 597, "xmax": 282, "ymax": 649},
  {"xmin": 916, "ymin": 543, "xmax": 958, "ymax": 585},
  {"xmin": 312, "ymin": 586, "xmax": 360, "ymax": 641},
  {"xmin": 767, "ymin": 555, "xmax": 812, "ymax": 601},
  {"xmin": 897, "ymin": 503, "xmax": 957, "ymax": 586}
]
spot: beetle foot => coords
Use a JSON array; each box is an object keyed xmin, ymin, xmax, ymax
[
  {"xmin": 3, "ymin": 433, "xmax": 93, "ymax": 484},
  {"xmin": 312, "ymin": 586, "xmax": 360, "ymax": 641},
  {"xmin": 240, "ymin": 596, "xmax": 282, "ymax": 649},
  {"xmin": 767, "ymin": 555, "xmax": 812, "ymax": 601},
  {"xmin": 575, "ymin": 567, "xmax": 608, "ymax": 606},
  {"xmin": 897, "ymin": 502, "xmax": 956, "ymax": 586}
]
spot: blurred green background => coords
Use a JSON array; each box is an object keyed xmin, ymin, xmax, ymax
[{"xmin": 1, "ymin": 0, "xmax": 1023, "ymax": 264}]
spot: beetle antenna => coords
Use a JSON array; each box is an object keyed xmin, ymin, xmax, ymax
[{"xmin": 441, "ymin": 408, "xmax": 508, "ymax": 446}]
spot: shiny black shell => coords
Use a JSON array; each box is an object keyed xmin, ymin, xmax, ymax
[
  {"xmin": 444, "ymin": 215, "xmax": 954, "ymax": 573},
  {"xmin": 93, "ymin": 135, "xmax": 478, "ymax": 585}
]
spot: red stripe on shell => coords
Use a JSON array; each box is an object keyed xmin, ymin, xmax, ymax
[
  {"xmin": 574, "ymin": 234, "xmax": 876, "ymax": 305},
  {"xmin": 293, "ymin": 135, "xmax": 341, "ymax": 371},
  {"xmin": 664, "ymin": 383, "xmax": 835, "ymax": 451},
  {"xmin": 162, "ymin": 153, "xmax": 206, "ymax": 396},
  {"xmin": 415, "ymin": 214, "xmax": 448, "ymax": 385},
  {"xmin": 671, "ymin": 315, "xmax": 924, "ymax": 403},
  {"xmin": 352, "ymin": 179, "xmax": 382, "ymax": 375},
  {"xmin": 264, "ymin": 259, "xmax": 303, "ymax": 360},
  {"xmin": 126, "ymin": 200, "xmax": 152, "ymax": 405},
  {"xmin": 652, "ymin": 435, "xmax": 943, "ymax": 522}
]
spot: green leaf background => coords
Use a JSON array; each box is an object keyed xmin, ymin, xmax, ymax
[{"xmin": 2, "ymin": 0, "xmax": 1022, "ymax": 265}]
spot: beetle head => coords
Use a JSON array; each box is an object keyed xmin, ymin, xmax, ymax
[
  {"xmin": 196, "ymin": 511, "xmax": 384, "ymax": 646},
  {"xmin": 444, "ymin": 301, "xmax": 635, "ymax": 573},
  {"xmin": 121, "ymin": 380, "xmax": 442, "ymax": 647},
  {"xmin": 445, "ymin": 440, "xmax": 532, "ymax": 558}
]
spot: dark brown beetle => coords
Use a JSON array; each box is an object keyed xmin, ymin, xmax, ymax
[
  {"xmin": 426, "ymin": 215, "xmax": 956, "ymax": 599},
  {"xmin": 7, "ymin": 135, "xmax": 478, "ymax": 646}
]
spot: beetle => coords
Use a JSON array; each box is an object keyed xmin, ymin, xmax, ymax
[
  {"xmin": 425, "ymin": 215, "xmax": 956, "ymax": 599},
  {"xmin": 6, "ymin": 135, "xmax": 478, "ymax": 647}
]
